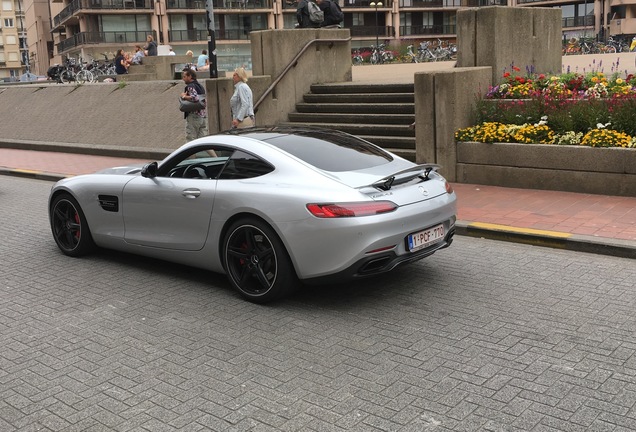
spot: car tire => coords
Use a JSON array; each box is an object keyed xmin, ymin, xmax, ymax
[
  {"xmin": 50, "ymin": 193, "xmax": 96, "ymax": 257},
  {"xmin": 223, "ymin": 218, "xmax": 297, "ymax": 303}
]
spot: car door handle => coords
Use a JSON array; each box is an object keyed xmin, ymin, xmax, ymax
[{"xmin": 182, "ymin": 188, "xmax": 201, "ymax": 199}]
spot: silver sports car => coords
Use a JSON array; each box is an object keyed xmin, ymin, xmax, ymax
[{"xmin": 49, "ymin": 126, "xmax": 457, "ymax": 303}]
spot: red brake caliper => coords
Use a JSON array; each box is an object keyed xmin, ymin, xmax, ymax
[{"xmin": 74, "ymin": 212, "xmax": 80, "ymax": 239}]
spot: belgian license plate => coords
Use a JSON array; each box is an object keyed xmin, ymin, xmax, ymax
[{"xmin": 407, "ymin": 224, "xmax": 445, "ymax": 252}]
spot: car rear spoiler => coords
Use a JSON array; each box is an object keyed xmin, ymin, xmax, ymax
[{"xmin": 372, "ymin": 164, "xmax": 441, "ymax": 191}]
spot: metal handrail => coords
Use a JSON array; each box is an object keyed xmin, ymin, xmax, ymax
[{"xmin": 254, "ymin": 37, "xmax": 352, "ymax": 113}]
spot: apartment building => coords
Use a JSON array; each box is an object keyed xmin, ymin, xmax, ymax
[
  {"xmin": 0, "ymin": 0, "xmax": 29, "ymax": 81},
  {"xmin": 20, "ymin": 0, "xmax": 636, "ymax": 78}
]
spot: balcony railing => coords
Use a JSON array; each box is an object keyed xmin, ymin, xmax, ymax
[
  {"xmin": 53, "ymin": 0, "xmax": 153, "ymax": 28},
  {"xmin": 349, "ymin": 25, "xmax": 394, "ymax": 37},
  {"xmin": 281, "ymin": 0, "xmax": 393, "ymax": 8},
  {"xmin": 399, "ymin": 0, "xmax": 505, "ymax": 6},
  {"xmin": 56, "ymin": 30, "xmax": 150, "ymax": 53},
  {"xmin": 169, "ymin": 27, "xmax": 266, "ymax": 41},
  {"xmin": 563, "ymin": 15, "xmax": 594, "ymax": 28},
  {"xmin": 399, "ymin": 24, "xmax": 456, "ymax": 35},
  {"xmin": 167, "ymin": 0, "xmax": 272, "ymax": 8},
  {"xmin": 517, "ymin": 0, "xmax": 558, "ymax": 3}
]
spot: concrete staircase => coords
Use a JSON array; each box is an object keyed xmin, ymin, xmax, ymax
[{"xmin": 283, "ymin": 83, "xmax": 416, "ymax": 161}]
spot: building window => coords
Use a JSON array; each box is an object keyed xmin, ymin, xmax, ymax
[
  {"xmin": 351, "ymin": 12, "xmax": 363, "ymax": 26},
  {"xmin": 99, "ymin": 15, "xmax": 151, "ymax": 33},
  {"xmin": 6, "ymin": 35, "xmax": 16, "ymax": 44},
  {"xmin": 283, "ymin": 13, "xmax": 296, "ymax": 29},
  {"xmin": 2, "ymin": 0, "xmax": 12, "ymax": 10},
  {"xmin": 4, "ymin": 18, "xmax": 14, "ymax": 28},
  {"xmin": 9, "ymin": 52, "xmax": 19, "ymax": 61},
  {"xmin": 0, "ymin": 52, "xmax": 5, "ymax": 62}
]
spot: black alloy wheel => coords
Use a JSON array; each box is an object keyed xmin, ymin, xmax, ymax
[
  {"xmin": 50, "ymin": 193, "xmax": 95, "ymax": 257},
  {"xmin": 223, "ymin": 218, "xmax": 297, "ymax": 303}
]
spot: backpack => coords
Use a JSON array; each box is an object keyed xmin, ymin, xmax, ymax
[
  {"xmin": 330, "ymin": 1, "xmax": 344, "ymax": 23},
  {"xmin": 308, "ymin": 1, "xmax": 324, "ymax": 24}
]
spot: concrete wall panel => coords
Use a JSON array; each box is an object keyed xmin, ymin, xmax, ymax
[
  {"xmin": 457, "ymin": 164, "xmax": 636, "ymax": 197},
  {"xmin": 0, "ymin": 81, "xmax": 184, "ymax": 154},
  {"xmin": 457, "ymin": 142, "xmax": 635, "ymax": 174},
  {"xmin": 457, "ymin": 6, "xmax": 561, "ymax": 82},
  {"xmin": 414, "ymin": 67, "xmax": 491, "ymax": 181}
]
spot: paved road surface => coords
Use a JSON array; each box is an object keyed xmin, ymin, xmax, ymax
[{"xmin": 2, "ymin": 176, "xmax": 636, "ymax": 431}]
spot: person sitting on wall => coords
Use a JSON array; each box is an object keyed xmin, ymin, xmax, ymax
[
  {"xmin": 130, "ymin": 45, "xmax": 145, "ymax": 65},
  {"xmin": 114, "ymin": 49, "xmax": 128, "ymax": 75},
  {"xmin": 316, "ymin": 0, "xmax": 343, "ymax": 28},
  {"xmin": 144, "ymin": 35, "xmax": 158, "ymax": 56},
  {"xmin": 197, "ymin": 50, "xmax": 210, "ymax": 71}
]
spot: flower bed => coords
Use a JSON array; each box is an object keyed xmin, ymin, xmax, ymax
[{"xmin": 456, "ymin": 64, "xmax": 636, "ymax": 148}]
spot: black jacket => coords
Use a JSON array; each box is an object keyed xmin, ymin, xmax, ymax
[
  {"xmin": 296, "ymin": 0, "xmax": 320, "ymax": 28},
  {"xmin": 318, "ymin": 0, "xmax": 343, "ymax": 27}
]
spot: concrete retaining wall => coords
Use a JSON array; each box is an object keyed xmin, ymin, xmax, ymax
[
  {"xmin": 414, "ymin": 67, "xmax": 492, "ymax": 181},
  {"xmin": 457, "ymin": 142, "xmax": 636, "ymax": 196},
  {"xmin": 0, "ymin": 29, "xmax": 352, "ymax": 156},
  {"xmin": 456, "ymin": 6, "xmax": 561, "ymax": 83},
  {"xmin": 0, "ymin": 81, "xmax": 185, "ymax": 157}
]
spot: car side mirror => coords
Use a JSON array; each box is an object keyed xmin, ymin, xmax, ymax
[{"xmin": 141, "ymin": 162, "xmax": 158, "ymax": 178}]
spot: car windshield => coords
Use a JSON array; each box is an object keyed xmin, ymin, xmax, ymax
[{"xmin": 247, "ymin": 130, "xmax": 393, "ymax": 172}]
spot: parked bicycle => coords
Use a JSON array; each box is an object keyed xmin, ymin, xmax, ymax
[
  {"xmin": 370, "ymin": 44, "xmax": 394, "ymax": 65},
  {"xmin": 417, "ymin": 42, "xmax": 439, "ymax": 62}
]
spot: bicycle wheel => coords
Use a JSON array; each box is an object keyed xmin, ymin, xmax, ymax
[
  {"xmin": 60, "ymin": 69, "xmax": 74, "ymax": 83},
  {"xmin": 75, "ymin": 70, "xmax": 91, "ymax": 84},
  {"xmin": 605, "ymin": 45, "xmax": 617, "ymax": 54}
]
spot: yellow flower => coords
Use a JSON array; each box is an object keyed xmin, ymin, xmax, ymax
[{"xmin": 616, "ymin": 78, "xmax": 624, "ymax": 84}]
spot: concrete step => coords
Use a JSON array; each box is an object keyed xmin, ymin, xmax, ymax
[
  {"xmin": 280, "ymin": 122, "xmax": 415, "ymax": 137},
  {"xmin": 303, "ymin": 93, "xmax": 415, "ymax": 104},
  {"xmin": 386, "ymin": 148, "xmax": 416, "ymax": 162},
  {"xmin": 296, "ymin": 102, "xmax": 414, "ymax": 114},
  {"xmin": 288, "ymin": 112, "xmax": 414, "ymax": 125},
  {"xmin": 310, "ymin": 83, "xmax": 415, "ymax": 94},
  {"xmin": 358, "ymin": 135, "xmax": 415, "ymax": 150}
]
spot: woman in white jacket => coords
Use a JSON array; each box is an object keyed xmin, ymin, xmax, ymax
[{"xmin": 230, "ymin": 67, "xmax": 255, "ymax": 129}]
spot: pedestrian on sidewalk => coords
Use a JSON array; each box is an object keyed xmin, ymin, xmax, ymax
[
  {"xmin": 230, "ymin": 67, "xmax": 255, "ymax": 129},
  {"xmin": 180, "ymin": 68, "xmax": 208, "ymax": 141}
]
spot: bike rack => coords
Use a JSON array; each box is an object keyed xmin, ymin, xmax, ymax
[{"xmin": 254, "ymin": 37, "xmax": 352, "ymax": 113}]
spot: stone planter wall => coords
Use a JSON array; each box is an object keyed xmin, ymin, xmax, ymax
[{"xmin": 456, "ymin": 142, "xmax": 636, "ymax": 197}]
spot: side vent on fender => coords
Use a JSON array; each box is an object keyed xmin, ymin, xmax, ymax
[{"xmin": 98, "ymin": 195, "xmax": 119, "ymax": 212}]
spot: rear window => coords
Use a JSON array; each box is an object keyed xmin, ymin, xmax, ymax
[{"xmin": 249, "ymin": 131, "xmax": 393, "ymax": 172}]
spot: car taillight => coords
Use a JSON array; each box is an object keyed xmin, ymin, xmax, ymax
[
  {"xmin": 445, "ymin": 181, "xmax": 454, "ymax": 194},
  {"xmin": 306, "ymin": 201, "xmax": 397, "ymax": 218}
]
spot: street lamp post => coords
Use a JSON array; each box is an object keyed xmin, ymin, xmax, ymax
[
  {"xmin": 370, "ymin": 1, "xmax": 382, "ymax": 50},
  {"xmin": 205, "ymin": 0, "xmax": 219, "ymax": 78}
]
